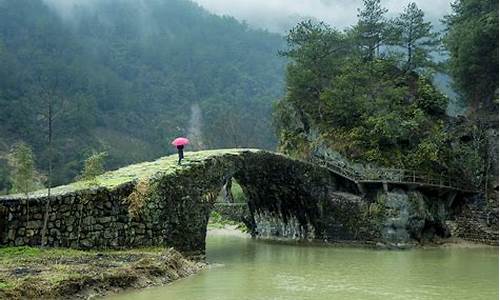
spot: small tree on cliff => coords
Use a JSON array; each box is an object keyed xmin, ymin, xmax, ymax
[
  {"xmin": 354, "ymin": 0, "xmax": 389, "ymax": 61},
  {"xmin": 391, "ymin": 2, "xmax": 439, "ymax": 72}
]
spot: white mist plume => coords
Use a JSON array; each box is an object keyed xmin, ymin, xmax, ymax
[
  {"xmin": 41, "ymin": 0, "xmax": 95, "ymax": 19},
  {"xmin": 187, "ymin": 103, "xmax": 205, "ymax": 150}
]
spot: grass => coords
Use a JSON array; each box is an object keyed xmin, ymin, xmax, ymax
[
  {"xmin": 0, "ymin": 246, "xmax": 202, "ymax": 299},
  {"xmin": 1, "ymin": 148, "xmax": 261, "ymax": 199},
  {"xmin": 231, "ymin": 180, "xmax": 247, "ymax": 203},
  {"xmin": 207, "ymin": 211, "xmax": 248, "ymax": 232}
]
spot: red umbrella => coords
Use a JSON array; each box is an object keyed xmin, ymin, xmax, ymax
[{"xmin": 171, "ymin": 137, "xmax": 190, "ymax": 146}]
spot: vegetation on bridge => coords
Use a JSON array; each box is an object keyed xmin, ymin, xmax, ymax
[{"xmin": 1, "ymin": 149, "xmax": 260, "ymax": 198}]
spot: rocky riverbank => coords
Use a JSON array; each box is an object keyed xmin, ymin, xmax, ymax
[{"xmin": 0, "ymin": 247, "xmax": 204, "ymax": 299}]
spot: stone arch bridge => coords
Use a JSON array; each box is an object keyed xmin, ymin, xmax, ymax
[{"xmin": 0, "ymin": 149, "xmax": 491, "ymax": 256}]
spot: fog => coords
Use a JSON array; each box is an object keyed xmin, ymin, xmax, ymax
[
  {"xmin": 191, "ymin": 0, "xmax": 452, "ymax": 32},
  {"xmin": 43, "ymin": 0, "xmax": 452, "ymax": 33}
]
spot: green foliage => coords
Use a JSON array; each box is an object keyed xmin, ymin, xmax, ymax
[
  {"xmin": 79, "ymin": 152, "xmax": 107, "ymax": 184},
  {"xmin": 443, "ymin": 0, "xmax": 499, "ymax": 109},
  {"xmin": 7, "ymin": 143, "xmax": 40, "ymax": 195},
  {"xmin": 208, "ymin": 210, "xmax": 246, "ymax": 230},
  {"xmin": 390, "ymin": 2, "xmax": 440, "ymax": 71},
  {"xmin": 0, "ymin": 0, "xmax": 284, "ymax": 189},
  {"xmin": 414, "ymin": 77, "xmax": 448, "ymax": 115},
  {"xmin": 231, "ymin": 181, "xmax": 247, "ymax": 203},
  {"xmin": 354, "ymin": 0, "xmax": 389, "ymax": 60},
  {"xmin": 275, "ymin": 6, "xmax": 468, "ymax": 178}
]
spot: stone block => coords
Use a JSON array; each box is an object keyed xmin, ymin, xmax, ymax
[
  {"xmin": 83, "ymin": 216, "xmax": 95, "ymax": 225},
  {"xmin": 49, "ymin": 229, "xmax": 61, "ymax": 236},
  {"xmin": 7, "ymin": 229, "xmax": 16, "ymax": 241},
  {"xmin": 27, "ymin": 220, "xmax": 43, "ymax": 229},
  {"xmin": 17, "ymin": 227, "xmax": 25, "ymax": 236},
  {"xmin": 99, "ymin": 216, "xmax": 112, "ymax": 224},
  {"xmin": 103, "ymin": 230, "xmax": 114, "ymax": 239}
]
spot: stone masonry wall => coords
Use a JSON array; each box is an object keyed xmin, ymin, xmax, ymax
[{"xmin": 0, "ymin": 183, "xmax": 167, "ymax": 249}]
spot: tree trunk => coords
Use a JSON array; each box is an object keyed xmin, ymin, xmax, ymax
[{"xmin": 41, "ymin": 99, "xmax": 53, "ymax": 247}]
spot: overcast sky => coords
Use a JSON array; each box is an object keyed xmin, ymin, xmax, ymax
[
  {"xmin": 191, "ymin": 0, "xmax": 453, "ymax": 33},
  {"xmin": 42, "ymin": 0, "xmax": 453, "ymax": 34}
]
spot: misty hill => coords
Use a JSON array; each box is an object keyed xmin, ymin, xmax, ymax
[{"xmin": 0, "ymin": 0, "xmax": 285, "ymax": 190}]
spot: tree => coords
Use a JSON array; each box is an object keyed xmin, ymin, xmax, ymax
[
  {"xmin": 354, "ymin": 0, "xmax": 389, "ymax": 61},
  {"xmin": 79, "ymin": 152, "xmax": 107, "ymax": 186},
  {"xmin": 7, "ymin": 143, "xmax": 36, "ymax": 196},
  {"xmin": 276, "ymin": 10, "xmax": 452, "ymax": 175},
  {"xmin": 443, "ymin": 0, "xmax": 498, "ymax": 198},
  {"xmin": 37, "ymin": 73, "xmax": 70, "ymax": 247},
  {"xmin": 443, "ymin": 0, "xmax": 499, "ymax": 110},
  {"xmin": 391, "ymin": 2, "xmax": 440, "ymax": 72},
  {"xmin": 7, "ymin": 143, "xmax": 40, "ymax": 223},
  {"xmin": 279, "ymin": 20, "xmax": 348, "ymax": 129}
]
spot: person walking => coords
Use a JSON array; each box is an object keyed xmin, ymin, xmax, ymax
[
  {"xmin": 176, "ymin": 144, "xmax": 184, "ymax": 165},
  {"xmin": 171, "ymin": 137, "xmax": 189, "ymax": 165}
]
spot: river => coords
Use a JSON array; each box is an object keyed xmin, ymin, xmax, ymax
[{"xmin": 107, "ymin": 232, "xmax": 498, "ymax": 300}]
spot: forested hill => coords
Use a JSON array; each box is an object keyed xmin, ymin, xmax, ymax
[{"xmin": 0, "ymin": 0, "xmax": 285, "ymax": 191}]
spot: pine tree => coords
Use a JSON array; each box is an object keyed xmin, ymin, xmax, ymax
[
  {"xmin": 392, "ymin": 2, "xmax": 439, "ymax": 72},
  {"xmin": 355, "ymin": 0, "xmax": 388, "ymax": 61}
]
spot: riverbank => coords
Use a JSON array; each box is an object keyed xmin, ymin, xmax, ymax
[
  {"xmin": 0, "ymin": 246, "xmax": 203, "ymax": 299},
  {"xmin": 208, "ymin": 222, "xmax": 497, "ymax": 251}
]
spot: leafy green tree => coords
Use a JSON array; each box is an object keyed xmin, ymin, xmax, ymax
[
  {"xmin": 277, "ymin": 18, "xmax": 452, "ymax": 175},
  {"xmin": 443, "ymin": 0, "xmax": 498, "ymax": 196},
  {"xmin": 7, "ymin": 143, "xmax": 37, "ymax": 196},
  {"xmin": 280, "ymin": 20, "xmax": 349, "ymax": 130},
  {"xmin": 443, "ymin": 0, "xmax": 498, "ymax": 110},
  {"xmin": 354, "ymin": 0, "xmax": 389, "ymax": 61},
  {"xmin": 7, "ymin": 143, "xmax": 42, "ymax": 223},
  {"xmin": 391, "ymin": 2, "xmax": 440, "ymax": 72},
  {"xmin": 80, "ymin": 152, "xmax": 107, "ymax": 186}
]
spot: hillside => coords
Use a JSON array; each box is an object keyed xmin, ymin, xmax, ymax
[{"xmin": 0, "ymin": 0, "xmax": 285, "ymax": 191}]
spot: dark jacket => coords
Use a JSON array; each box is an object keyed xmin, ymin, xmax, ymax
[{"xmin": 177, "ymin": 145, "xmax": 184, "ymax": 159}]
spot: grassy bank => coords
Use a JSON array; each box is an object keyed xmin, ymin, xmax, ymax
[
  {"xmin": 207, "ymin": 211, "xmax": 248, "ymax": 232},
  {"xmin": 0, "ymin": 246, "xmax": 203, "ymax": 299}
]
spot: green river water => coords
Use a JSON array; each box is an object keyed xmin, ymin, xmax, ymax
[{"xmin": 107, "ymin": 233, "xmax": 498, "ymax": 300}]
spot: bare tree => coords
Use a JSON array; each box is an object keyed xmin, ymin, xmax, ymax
[{"xmin": 36, "ymin": 74, "xmax": 69, "ymax": 247}]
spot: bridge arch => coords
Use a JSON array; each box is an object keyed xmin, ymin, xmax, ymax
[{"xmin": 157, "ymin": 150, "xmax": 358, "ymax": 256}]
